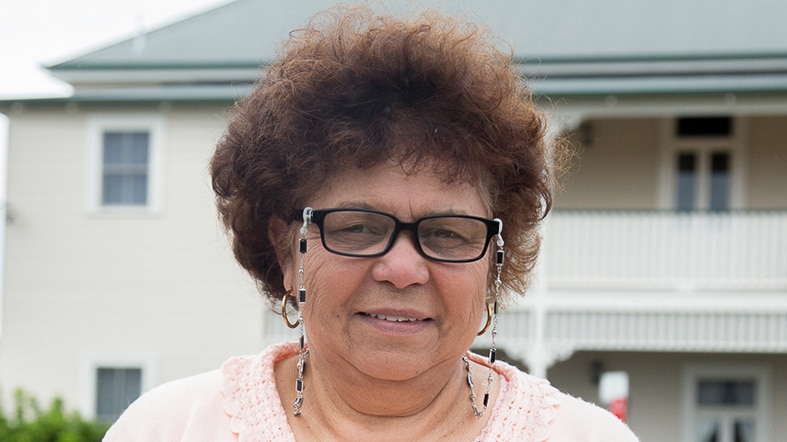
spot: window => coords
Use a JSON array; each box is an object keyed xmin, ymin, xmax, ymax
[
  {"xmin": 675, "ymin": 150, "xmax": 731, "ymax": 211},
  {"xmin": 102, "ymin": 132, "xmax": 150, "ymax": 206},
  {"xmin": 661, "ymin": 117, "xmax": 743, "ymax": 211},
  {"xmin": 695, "ymin": 380, "xmax": 756, "ymax": 442},
  {"xmin": 684, "ymin": 366, "xmax": 771, "ymax": 442},
  {"xmin": 87, "ymin": 115, "xmax": 163, "ymax": 212},
  {"xmin": 79, "ymin": 354, "xmax": 155, "ymax": 422},
  {"xmin": 95, "ymin": 367, "xmax": 142, "ymax": 423}
]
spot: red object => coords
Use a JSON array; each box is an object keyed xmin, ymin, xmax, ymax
[{"xmin": 608, "ymin": 397, "xmax": 628, "ymax": 423}]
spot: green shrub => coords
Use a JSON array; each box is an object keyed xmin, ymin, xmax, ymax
[{"xmin": 0, "ymin": 389, "xmax": 109, "ymax": 442}]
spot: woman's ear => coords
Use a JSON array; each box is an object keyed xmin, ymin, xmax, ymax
[{"xmin": 268, "ymin": 216, "xmax": 295, "ymax": 287}]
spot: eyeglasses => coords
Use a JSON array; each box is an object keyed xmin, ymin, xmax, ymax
[{"xmin": 295, "ymin": 207, "xmax": 502, "ymax": 263}]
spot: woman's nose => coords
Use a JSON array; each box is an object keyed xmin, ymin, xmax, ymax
[{"xmin": 371, "ymin": 233, "xmax": 429, "ymax": 289}]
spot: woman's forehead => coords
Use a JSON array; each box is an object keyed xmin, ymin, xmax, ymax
[{"xmin": 306, "ymin": 162, "xmax": 491, "ymax": 217}]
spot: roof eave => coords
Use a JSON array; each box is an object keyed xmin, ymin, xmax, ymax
[{"xmin": 50, "ymin": 65, "xmax": 264, "ymax": 86}]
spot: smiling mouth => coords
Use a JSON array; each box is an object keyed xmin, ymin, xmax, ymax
[{"xmin": 365, "ymin": 313, "xmax": 420, "ymax": 322}]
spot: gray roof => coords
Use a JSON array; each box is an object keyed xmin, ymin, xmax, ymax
[{"xmin": 24, "ymin": 0, "xmax": 787, "ymax": 103}]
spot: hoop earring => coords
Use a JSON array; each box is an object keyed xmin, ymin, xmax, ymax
[
  {"xmin": 281, "ymin": 294, "xmax": 299, "ymax": 329},
  {"xmin": 467, "ymin": 218, "xmax": 504, "ymax": 418},
  {"xmin": 477, "ymin": 302, "xmax": 493, "ymax": 336}
]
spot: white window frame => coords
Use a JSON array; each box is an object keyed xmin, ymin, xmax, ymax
[
  {"xmin": 657, "ymin": 117, "xmax": 748, "ymax": 210},
  {"xmin": 86, "ymin": 114, "xmax": 164, "ymax": 214},
  {"xmin": 78, "ymin": 352, "xmax": 157, "ymax": 420},
  {"xmin": 682, "ymin": 364, "xmax": 771, "ymax": 442}
]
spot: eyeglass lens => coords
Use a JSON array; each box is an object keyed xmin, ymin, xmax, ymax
[{"xmin": 319, "ymin": 210, "xmax": 492, "ymax": 261}]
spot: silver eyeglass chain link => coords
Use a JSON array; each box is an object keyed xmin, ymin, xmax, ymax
[
  {"xmin": 293, "ymin": 207, "xmax": 312, "ymax": 416},
  {"xmin": 466, "ymin": 218, "xmax": 504, "ymax": 418}
]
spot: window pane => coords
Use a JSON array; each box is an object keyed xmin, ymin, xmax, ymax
[
  {"xmin": 95, "ymin": 368, "xmax": 116, "ymax": 420},
  {"xmin": 734, "ymin": 419, "xmax": 755, "ymax": 442},
  {"xmin": 96, "ymin": 367, "xmax": 142, "ymax": 423},
  {"xmin": 101, "ymin": 131, "xmax": 150, "ymax": 206},
  {"xmin": 677, "ymin": 117, "xmax": 732, "ymax": 137},
  {"xmin": 129, "ymin": 134, "xmax": 149, "ymax": 164},
  {"xmin": 130, "ymin": 175, "xmax": 148, "ymax": 205},
  {"xmin": 102, "ymin": 175, "xmax": 124, "ymax": 205},
  {"xmin": 676, "ymin": 152, "xmax": 697, "ymax": 211},
  {"xmin": 698, "ymin": 380, "xmax": 755, "ymax": 406},
  {"xmin": 696, "ymin": 417, "xmax": 720, "ymax": 442},
  {"xmin": 709, "ymin": 152, "xmax": 730, "ymax": 211},
  {"xmin": 103, "ymin": 134, "xmax": 124, "ymax": 165},
  {"xmin": 123, "ymin": 369, "xmax": 142, "ymax": 403}
]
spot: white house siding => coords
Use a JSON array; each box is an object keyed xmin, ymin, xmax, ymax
[
  {"xmin": 0, "ymin": 103, "xmax": 268, "ymax": 418},
  {"xmin": 556, "ymin": 115, "xmax": 787, "ymax": 211},
  {"xmin": 547, "ymin": 351, "xmax": 787, "ymax": 441},
  {"xmin": 748, "ymin": 116, "xmax": 787, "ymax": 209},
  {"xmin": 555, "ymin": 118, "xmax": 663, "ymax": 210}
]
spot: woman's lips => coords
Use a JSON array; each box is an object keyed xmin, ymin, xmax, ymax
[
  {"xmin": 358, "ymin": 311, "xmax": 433, "ymax": 332},
  {"xmin": 365, "ymin": 313, "xmax": 419, "ymax": 322}
]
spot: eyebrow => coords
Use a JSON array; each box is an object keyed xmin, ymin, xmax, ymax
[{"xmin": 320, "ymin": 203, "xmax": 481, "ymax": 219}]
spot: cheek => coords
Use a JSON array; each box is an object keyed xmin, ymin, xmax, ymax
[
  {"xmin": 300, "ymin": 249, "xmax": 366, "ymax": 313},
  {"xmin": 438, "ymin": 262, "xmax": 489, "ymax": 311},
  {"xmin": 463, "ymin": 262, "xmax": 490, "ymax": 296}
]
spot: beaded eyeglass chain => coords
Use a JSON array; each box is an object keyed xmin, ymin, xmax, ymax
[
  {"xmin": 464, "ymin": 221, "xmax": 504, "ymax": 418},
  {"xmin": 293, "ymin": 207, "xmax": 312, "ymax": 416}
]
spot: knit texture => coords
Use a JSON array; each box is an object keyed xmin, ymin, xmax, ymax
[
  {"xmin": 106, "ymin": 342, "xmax": 639, "ymax": 441},
  {"xmin": 221, "ymin": 342, "xmax": 296, "ymax": 441},
  {"xmin": 220, "ymin": 342, "xmax": 560, "ymax": 441}
]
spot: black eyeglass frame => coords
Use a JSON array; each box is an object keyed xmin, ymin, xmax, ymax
[{"xmin": 294, "ymin": 207, "xmax": 503, "ymax": 263}]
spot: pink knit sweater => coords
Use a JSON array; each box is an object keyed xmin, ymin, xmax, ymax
[{"xmin": 105, "ymin": 342, "xmax": 638, "ymax": 441}]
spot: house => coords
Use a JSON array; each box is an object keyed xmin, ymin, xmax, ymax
[{"xmin": 1, "ymin": 0, "xmax": 785, "ymax": 440}]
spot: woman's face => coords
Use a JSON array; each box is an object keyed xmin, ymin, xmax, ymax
[{"xmin": 282, "ymin": 161, "xmax": 491, "ymax": 382}]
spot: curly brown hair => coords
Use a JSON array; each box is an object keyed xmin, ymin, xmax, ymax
[{"xmin": 210, "ymin": 5, "xmax": 552, "ymax": 308}]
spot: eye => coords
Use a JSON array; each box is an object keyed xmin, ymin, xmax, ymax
[
  {"xmin": 336, "ymin": 222, "xmax": 383, "ymax": 235},
  {"xmin": 322, "ymin": 211, "xmax": 394, "ymax": 251},
  {"xmin": 431, "ymin": 227, "xmax": 467, "ymax": 241},
  {"xmin": 328, "ymin": 215, "xmax": 387, "ymax": 235},
  {"xmin": 418, "ymin": 217, "xmax": 488, "ymax": 251},
  {"xmin": 421, "ymin": 225, "xmax": 473, "ymax": 246}
]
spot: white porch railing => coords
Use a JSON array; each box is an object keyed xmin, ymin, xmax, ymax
[
  {"xmin": 542, "ymin": 210, "xmax": 787, "ymax": 290},
  {"xmin": 493, "ymin": 309, "xmax": 787, "ymax": 353}
]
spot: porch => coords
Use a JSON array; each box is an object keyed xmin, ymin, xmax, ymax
[{"xmin": 496, "ymin": 209, "xmax": 787, "ymax": 376}]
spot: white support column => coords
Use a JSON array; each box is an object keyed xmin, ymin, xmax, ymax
[
  {"xmin": 523, "ymin": 111, "xmax": 585, "ymax": 379},
  {"xmin": 525, "ymin": 289, "xmax": 549, "ymax": 379},
  {"xmin": 523, "ymin": 202, "xmax": 551, "ymax": 378}
]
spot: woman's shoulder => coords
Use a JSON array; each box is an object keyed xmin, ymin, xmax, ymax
[
  {"xmin": 548, "ymin": 391, "xmax": 639, "ymax": 441},
  {"xmin": 220, "ymin": 342, "xmax": 297, "ymax": 439},
  {"xmin": 104, "ymin": 342, "xmax": 299, "ymax": 441},
  {"xmin": 483, "ymin": 360, "xmax": 638, "ymax": 441},
  {"xmin": 103, "ymin": 369, "xmax": 229, "ymax": 441}
]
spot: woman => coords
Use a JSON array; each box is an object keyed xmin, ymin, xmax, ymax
[{"xmin": 106, "ymin": 5, "xmax": 638, "ymax": 441}]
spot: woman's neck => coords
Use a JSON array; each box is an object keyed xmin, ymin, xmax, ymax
[{"xmin": 275, "ymin": 350, "xmax": 495, "ymax": 441}]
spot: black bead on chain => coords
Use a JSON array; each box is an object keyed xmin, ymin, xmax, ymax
[{"xmin": 299, "ymin": 237, "xmax": 307, "ymax": 303}]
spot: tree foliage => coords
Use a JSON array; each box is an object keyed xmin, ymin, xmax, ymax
[{"xmin": 0, "ymin": 389, "xmax": 109, "ymax": 442}]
